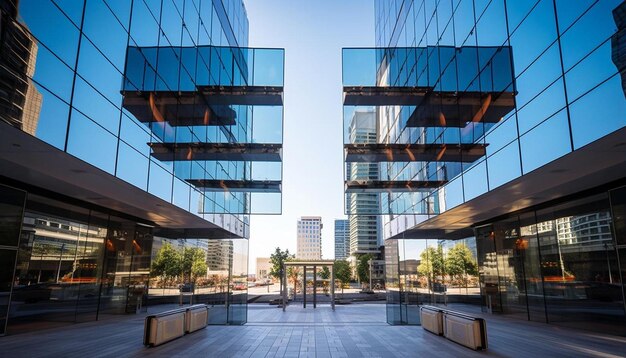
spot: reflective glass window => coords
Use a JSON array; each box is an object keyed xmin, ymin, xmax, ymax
[
  {"xmin": 520, "ymin": 109, "xmax": 571, "ymax": 173},
  {"xmin": 66, "ymin": 110, "xmax": 118, "ymax": 174},
  {"xmin": 569, "ymin": 75, "xmax": 626, "ymax": 149}
]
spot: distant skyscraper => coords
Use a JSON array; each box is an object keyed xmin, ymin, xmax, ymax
[
  {"xmin": 348, "ymin": 110, "xmax": 382, "ymax": 256},
  {"xmin": 334, "ymin": 219, "xmax": 349, "ymax": 259},
  {"xmin": 297, "ymin": 216, "xmax": 323, "ymax": 260}
]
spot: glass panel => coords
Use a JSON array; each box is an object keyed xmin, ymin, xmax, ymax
[
  {"xmin": 66, "ymin": 110, "xmax": 118, "ymax": 175},
  {"xmin": 463, "ymin": 160, "xmax": 488, "ymax": 201},
  {"xmin": 99, "ymin": 218, "xmax": 135, "ymax": 315},
  {"xmin": 385, "ymin": 239, "xmax": 402, "ymax": 324},
  {"xmin": 475, "ymin": 225, "xmax": 502, "ymax": 313},
  {"xmin": 569, "ymin": 75, "xmax": 626, "ymax": 149},
  {"xmin": 116, "ymin": 143, "xmax": 149, "ymax": 190},
  {"xmin": 487, "ymin": 141, "xmax": 521, "ymax": 190},
  {"xmin": 0, "ymin": 250, "xmax": 18, "ymax": 335},
  {"xmin": 0, "ymin": 185, "xmax": 26, "ymax": 247},
  {"xmin": 518, "ymin": 213, "xmax": 547, "ymax": 322},
  {"xmin": 610, "ymin": 186, "xmax": 626, "ymax": 246},
  {"xmin": 0, "ymin": 184, "xmax": 25, "ymax": 335},
  {"xmin": 520, "ymin": 110, "xmax": 571, "ymax": 174},
  {"xmin": 10, "ymin": 209, "xmax": 87, "ymax": 333},
  {"xmin": 74, "ymin": 213, "xmax": 106, "ymax": 322},
  {"xmin": 228, "ymin": 239, "xmax": 248, "ymax": 324},
  {"xmin": 536, "ymin": 195, "xmax": 625, "ymax": 335}
]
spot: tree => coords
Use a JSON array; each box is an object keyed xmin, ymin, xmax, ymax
[
  {"xmin": 182, "ymin": 247, "xmax": 207, "ymax": 284},
  {"xmin": 356, "ymin": 254, "xmax": 373, "ymax": 286},
  {"xmin": 417, "ymin": 246, "xmax": 445, "ymax": 287},
  {"xmin": 287, "ymin": 262, "xmax": 300, "ymax": 298},
  {"xmin": 334, "ymin": 260, "xmax": 352, "ymax": 296},
  {"xmin": 319, "ymin": 266, "xmax": 330, "ymax": 280},
  {"xmin": 445, "ymin": 243, "xmax": 478, "ymax": 287},
  {"xmin": 269, "ymin": 247, "xmax": 293, "ymax": 296},
  {"xmin": 319, "ymin": 266, "xmax": 331, "ymax": 295},
  {"xmin": 151, "ymin": 242, "xmax": 182, "ymax": 288}
]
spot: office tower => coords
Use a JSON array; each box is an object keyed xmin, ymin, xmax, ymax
[
  {"xmin": 334, "ymin": 219, "xmax": 349, "ymax": 259},
  {"xmin": 256, "ymin": 257, "xmax": 271, "ymax": 281},
  {"xmin": 347, "ymin": 110, "xmax": 383, "ymax": 256},
  {"xmin": 297, "ymin": 216, "xmax": 323, "ymax": 260},
  {"xmin": 0, "ymin": 0, "xmax": 284, "ymax": 334},
  {"xmin": 342, "ymin": 0, "xmax": 626, "ymax": 335}
]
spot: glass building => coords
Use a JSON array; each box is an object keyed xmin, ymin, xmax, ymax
[
  {"xmin": 0, "ymin": 0, "xmax": 283, "ymax": 335},
  {"xmin": 342, "ymin": 0, "xmax": 626, "ymax": 335},
  {"xmin": 334, "ymin": 219, "xmax": 349, "ymax": 260}
]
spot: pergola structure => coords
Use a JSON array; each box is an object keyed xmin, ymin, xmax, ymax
[{"xmin": 282, "ymin": 261, "xmax": 335, "ymax": 311}]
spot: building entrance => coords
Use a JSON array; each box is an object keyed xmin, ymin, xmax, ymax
[{"xmin": 281, "ymin": 261, "xmax": 336, "ymax": 311}]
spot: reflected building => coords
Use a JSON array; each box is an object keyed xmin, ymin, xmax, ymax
[
  {"xmin": 347, "ymin": 110, "xmax": 382, "ymax": 256},
  {"xmin": 206, "ymin": 240, "xmax": 234, "ymax": 272},
  {"xmin": 0, "ymin": 0, "xmax": 41, "ymax": 135},
  {"xmin": 0, "ymin": 0, "xmax": 283, "ymax": 335},
  {"xmin": 342, "ymin": 0, "xmax": 626, "ymax": 336},
  {"xmin": 613, "ymin": 1, "xmax": 626, "ymax": 95},
  {"xmin": 334, "ymin": 219, "xmax": 349, "ymax": 260}
]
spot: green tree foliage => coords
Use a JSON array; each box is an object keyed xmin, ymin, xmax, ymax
[
  {"xmin": 417, "ymin": 246, "xmax": 445, "ymax": 279},
  {"xmin": 334, "ymin": 260, "xmax": 352, "ymax": 295},
  {"xmin": 182, "ymin": 247, "xmax": 208, "ymax": 282},
  {"xmin": 269, "ymin": 247, "xmax": 294, "ymax": 296},
  {"xmin": 151, "ymin": 242, "xmax": 182, "ymax": 287},
  {"xmin": 445, "ymin": 243, "xmax": 478, "ymax": 286},
  {"xmin": 356, "ymin": 254, "xmax": 373, "ymax": 284},
  {"xmin": 319, "ymin": 266, "xmax": 330, "ymax": 280},
  {"xmin": 269, "ymin": 247, "xmax": 293, "ymax": 280}
]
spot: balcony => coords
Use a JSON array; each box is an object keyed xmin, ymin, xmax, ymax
[
  {"xmin": 341, "ymin": 45, "xmax": 516, "ymax": 215},
  {"xmin": 121, "ymin": 46, "xmax": 285, "ymax": 214}
]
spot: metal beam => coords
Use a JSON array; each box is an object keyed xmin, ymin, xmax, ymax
[
  {"xmin": 343, "ymin": 86, "xmax": 430, "ymax": 106},
  {"xmin": 345, "ymin": 180, "xmax": 447, "ymax": 193},
  {"xmin": 186, "ymin": 179, "xmax": 281, "ymax": 193},
  {"xmin": 199, "ymin": 85, "xmax": 283, "ymax": 106},
  {"xmin": 344, "ymin": 143, "xmax": 487, "ymax": 163},
  {"xmin": 149, "ymin": 142, "xmax": 283, "ymax": 162}
]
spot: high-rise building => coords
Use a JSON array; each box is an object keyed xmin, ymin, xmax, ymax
[
  {"xmin": 347, "ymin": 110, "xmax": 383, "ymax": 256},
  {"xmin": 256, "ymin": 257, "xmax": 271, "ymax": 281},
  {"xmin": 297, "ymin": 216, "xmax": 323, "ymax": 260},
  {"xmin": 333, "ymin": 219, "xmax": 349, "ymax": 259},
  {"xmin": 342, "ymin": 0, "xmax": 626, "ymax": 335},
  {"xmin": 0, "ymin": 0, "xmax": 284, "ymax": 334}
]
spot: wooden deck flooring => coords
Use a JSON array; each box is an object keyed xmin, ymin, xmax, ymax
[{"xmin": 0, "ymin": 304, "xmax": 624, "ymax": 357}]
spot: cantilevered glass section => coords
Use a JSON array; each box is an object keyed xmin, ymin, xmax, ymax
[
  {"xmin": 342, "ymin": 46, "xmax": 516, "ymax": 215},
  {"xmin": 122, "ymin": 46, "xmax": 284, "ymax": 214}
]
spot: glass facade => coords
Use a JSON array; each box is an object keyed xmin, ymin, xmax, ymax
[
  {"xmin": 356, "ymin": 0, "xmax": 626, "ymax": 335},
  {"xmin": 386, "ymin": 236, "xmax": 479, "ymax": 325},
  {"xmin": 474, "ymin": 191, "xmax": 626, "ymax": 335},
  {"xmin": 0, "ymin": 0, "xmax": 267, "ymax": 334},
  {"xmin": 342, "ymin": 0, "xmax": 626, "ymax": 218}
]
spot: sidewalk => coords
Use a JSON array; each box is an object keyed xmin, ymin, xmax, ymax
[{"xmin": 0, "ymin": 303, "xmax": 624, "ymax": 357}]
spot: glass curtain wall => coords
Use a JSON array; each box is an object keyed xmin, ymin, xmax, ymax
[
  {"xmin": 149, "ymin": 237, "xmax": 248, "ymax": 325},
  {"xmin": 475, "ymin": 192, "xmax": 626, "ymax": 335},
  {"xmin": 0, "ymin": 184, "xmax": 27, "ymax": 336},
  {"xmin": 5, "ymin": 193, "xmax": 152, "ymax": 335},
  {"xmin": 386, "ymin": 236, "xmax": 480, "ymax": 325}
]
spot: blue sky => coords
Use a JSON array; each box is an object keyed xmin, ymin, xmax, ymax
[{"xmin": 244, "ymin": 0, "xmax": 374, "ymax": 269}]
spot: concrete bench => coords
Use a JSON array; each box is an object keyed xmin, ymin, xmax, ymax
[
  {"xmin": 419, "ymin": 305, "xmax": 487, "ymax": 350},
  {"xmin": 144, "ymin": 304, "xmax": 209, "ymax": 347},
  {"xmin": 419, "ymin": 305, "xmax": 444, "ymax": 335}
]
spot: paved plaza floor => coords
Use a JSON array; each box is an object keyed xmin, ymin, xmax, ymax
[{"xmin": 0, "ymin": 303, "xmax": 625, "ymax": 357}]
